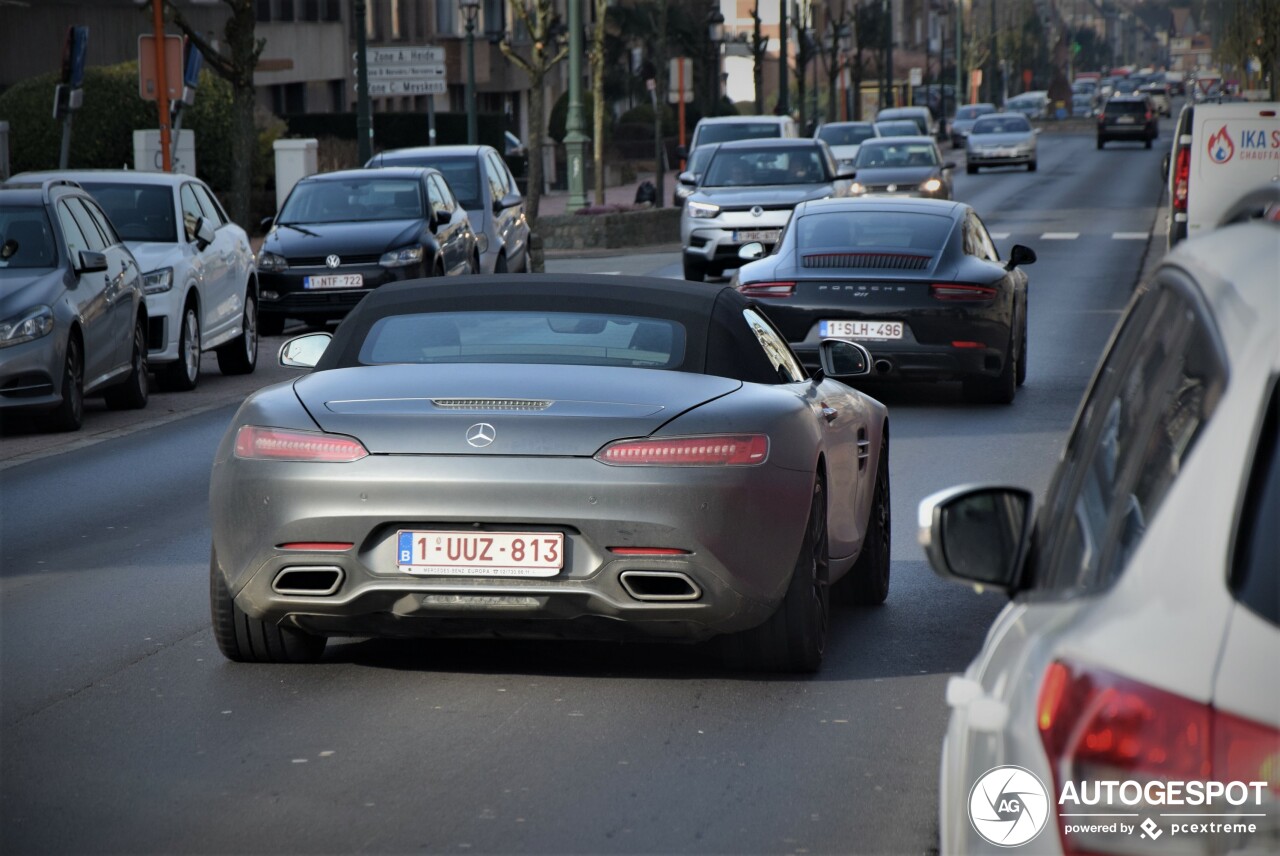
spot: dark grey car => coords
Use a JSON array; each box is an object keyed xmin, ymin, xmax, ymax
[
  {"xmin": 849, "ymin": 137, "xmax": 956, "ymax": 199},
  {"xmin": 0, "ymin": 179, "xmax": 149, "ymax": 431}
]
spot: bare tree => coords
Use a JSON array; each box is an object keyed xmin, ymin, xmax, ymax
[
  {"xmin": 749, "ymin": 2, "xmax": 768, "ymax": 113},
  {"xmin": 1211, "ymin": 0, "xmax": 1280, "ymax": 98},
  {"xmin": 152, "ymin": 0, "xmax": 262, "ymax": 226},
  {"xmin": 817, "ymin": 3, "xmax": 855, "ymax": 123},
  {"xmin": 589, "ymin": 0, "xmax": 610, "ymax": 205},
  {"xmin": 500, "ymin": 1, "xmax": 568, "ymax": 222}
]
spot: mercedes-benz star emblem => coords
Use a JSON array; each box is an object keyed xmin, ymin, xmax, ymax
[
  {"xmin": 325, "ymin": 254, "xmax": 341, "ymax": 268},
  {"xmin": 466, "ymin": 423, "xmax": 496, "ymax": 448},
  {"xmin": 750, "ymin": 205, "xmax": 764, "ymax": 217}
]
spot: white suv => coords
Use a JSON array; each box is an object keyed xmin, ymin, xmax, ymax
[{"xmin": 18, "ymin": 170, "xmax": 259, "ymax": 390}]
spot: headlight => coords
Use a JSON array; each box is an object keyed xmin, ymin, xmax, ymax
[
  {"xmin": 379, "ymin": 246, "xmax": 424, "ymax": 268},
  {"xmin": 850, "ymin": 182, "xmax": 867, "ymax": 195},
  {"xmin": 142, "ymin": 267, "xmax": 173, "ymax": 295},
  {"xmin": 0, "ymin": 305, "xmax": 54, "ymax": 349},
  {"xmin": 686, "ymin": 201, "xmax": 720, "ymax": 219},
  {"xmin": 919, "ymin": 178, "xmax": 943, "ymax": 193},
  {"xmin": 257, "ymin": 251, "xmax": 287, "ymax": 272}
]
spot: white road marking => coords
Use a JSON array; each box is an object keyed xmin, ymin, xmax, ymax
[
  {"xmin": 989, "ymin": 232, "xmax": 1011, "ymax": 240},
  {"xmin": 1040, "ymin": 232, "xmax": 1080, "ymax": 240},
  {"xmin": 1112, "ymin": 232, "xmax": 1149, "ymax": 240}
]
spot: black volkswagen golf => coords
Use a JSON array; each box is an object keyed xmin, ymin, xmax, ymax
[{"xmin": 256, "ymin": 167, "xmax": 477, "ymax": 335}]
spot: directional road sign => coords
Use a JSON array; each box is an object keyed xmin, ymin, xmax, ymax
[
  {"xmin": 358, "ymin": 79, "xmax": 448, "ymax": 96},
  {"xmin": 354, "ymin": 44, "xmax": 447, "ymax": 97}
]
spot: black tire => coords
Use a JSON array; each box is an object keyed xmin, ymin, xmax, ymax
[
  {"xmin": 1096, "ymin": 137, "xmax": 1105, "ymax": 150},
  {"xmin": 1144, "ymin": 137, "xmax": 1153, "ymax": 149},
  {"xmin": 494, "ymin": 253, "xmax": 509, "ymax": 274},
  {"xmin": 1027, "ymin": 160, "xmax": 1037, "ymax": 172},
  {"xmin": 1015, "ymin": 311, "xmax": 1028, "ymax": 387},
  {"xmin": 682, "ymin": 256, "xmax": 706, "ymax": 282},
  {"xmin": 210, "ymin": 552, "xmax": 326, "ymax": 663},
  {"xmin": 103, "ymin": 320, "xmax": 149, "ymax": 411},
  {"xmin": 45, "ymin": 335, "xmax": 84, "ymax": 432},
  {"xmin": 966, "ymin": 164, "xmax": 978, "ymax": 174},
  {"xmin": 470, "ymin": 253, "xmax": 481, "ymax": 274},
  {"xmin": 962, "ymin": 333, "xmax": 1017, "ymax": 405},
  {"xmin": 838, "ymin": 432, "xmax": 891, "ymax": 606},
  {"xmin": 724, "ymin": 476, "xmax": 830, "ymax": 673},
  {"xmin": 159, "ymin": 303, "xmax": 200, "ymax": 391},
  {"xmin": 258, "ymin": 313, "xmax": 285, "ymax": 337},
  {"xmin": 216, "ymin": 290, "xmax": 258, "ymax": 376}
]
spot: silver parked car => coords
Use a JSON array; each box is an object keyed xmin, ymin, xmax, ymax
[
  {"xmin": 366, "ymin": 145, "xmax": 529, "ymax": 274},
  {"xmin": 0, "ymin": 179, "xmax": 148, "ymax": 431},
  {"xmin": 965, "ymin": 113, "xmax": 1040, "ymax": 172},
  {"xmin": 680, "ymin": 138, "xmax": 854, "ymax": 281},
  {"xmin": 16, "ymin": 170, "xmax": 259, "ymax": 390},
  {"xmin": 209, "ymin": 274, "xmax": 892, "ymax": 673}
]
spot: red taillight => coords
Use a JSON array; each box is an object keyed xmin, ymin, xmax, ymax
[
  {"xmin": 234, "ymin": 426, "xmax": 369, "ymax": 462},
  {"xmin": 1145, "ymin": 111, "xmax": 1153, "ymax": 121},
  {"xmin": 738, "ymin": 281, "xmax": 796, "ymax": 297},
  {"xmin": 951, "ymin": 340, "xmax": 987, "ymax": 349},
  {"xmin": 1097, "ymin": 112, "xmax": 1106, "ymax": 122},
  {"xmin": 608, "ymin": 547, "xmax": 692, "ymax": 555},
  {"xmin": 595, "ymin": 434, "xmax": 769, "ymax": 466},
  {"xmin": 930, "ymin": 283, "xmax": 996, "ymax": 301},
  {"xmin": 277, "ymin": 542, "xmax": 354, "ymax": 551},
  {"xmin": 1173, "ymin": 147, "xmax": 1191, "ymax": 212}
]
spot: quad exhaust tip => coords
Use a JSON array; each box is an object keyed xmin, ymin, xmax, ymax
[
  {"xmin": 619, "ymin": 571, "xmax": 702, "ymax": 602},
  {"xmin": 273, "ymin": 566, "xmax": 344, "ymax": 596}
]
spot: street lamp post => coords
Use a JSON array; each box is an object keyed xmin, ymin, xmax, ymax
[
  {"xmin": 355, "ymin": 0, "xmax": 372, "ymax": 164},
  {"xmin": 460, "ymin": 0, "xmax": 480, "ymax": 145},
  {"xmin": 564, "ymin": 0, "xmax": 589, "ymax": 212},
  {"xmin": 708, "ymin": 8, "xmax": 725, "ymax": 117}
]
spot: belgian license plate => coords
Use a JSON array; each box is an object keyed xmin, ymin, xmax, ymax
[
  {"xmin": 735, "ymin": 229, "xmax": 781, "ymax": 243},
  {"xmin": 820, "ymin": 319, "xmax": 904, "ymax": 340},
  {"xmin": 1117, "ymin": 116, "xmax": 1135, "ymax": 124},
  {"xmin": 396, "ymin": 530, "xmax": 564, "ymax": 577},
  {"xmin": 303, "ymin": 274, "xmax": 363, "ymax": 290}
]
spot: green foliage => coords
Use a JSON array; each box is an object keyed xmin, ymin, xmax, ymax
[{"xmin": 547, "ymin": 91, "xmax": 603, "ymax": 144}]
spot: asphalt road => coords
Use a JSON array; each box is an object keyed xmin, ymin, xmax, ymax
[{"xmin": 0, "ymin": 130, "xmax": 1168, "ymax": 855}]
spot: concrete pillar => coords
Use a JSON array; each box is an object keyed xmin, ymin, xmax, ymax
[{"xmin": 273, "ymin": 138, "xmax": 319, "ymax": 213}]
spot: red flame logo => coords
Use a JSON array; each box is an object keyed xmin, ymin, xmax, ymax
[{"xmin": 1207, "ymin": 126, "xmax": 1235, "ymax": 164}]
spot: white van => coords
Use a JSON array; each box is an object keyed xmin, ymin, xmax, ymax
[{"xmin": 1165, "ymin": 101, "xmax": 1280, "ymax": 247}]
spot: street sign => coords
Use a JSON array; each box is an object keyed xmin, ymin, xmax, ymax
[
  {"xmin": 360, "ymin": 79, "xmax": 448, "ymax": 96},
  {"xmin": 355, "ymin": 45, "xmax": 445, "ymax": 65},
  {"xmin": 909, "ymin": 67, "xmax": 923, "ymax": 87},
  {"xmin": 138, "ymin": 34, "xmax": 183, "ymax": 101},
  {"xmin": 354, "ymin": 44, "xmax": 448, "ymax": 95},
  {"xmin": 366, "ymin": 64, "xmax": 445, "ymax": 80},
  {"xmin": 667, "ymin": 57, "xmax": 693, "ymax": 104}
]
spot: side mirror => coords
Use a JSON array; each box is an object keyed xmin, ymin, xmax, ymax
[
  {"xmin": 493, "ymin": 190, "xmax": 522, "ymax": 214},
  {"xmin": 678, "ymin": 171, "xmax": 695, "ymax": 186},
  {"xmin": 817, "ymin": 338, "xmax": 872, "ymax": 378},
  {"xmin": 76, "ymin": 249, "xmax": 108, "ymax": 274},
  {"xmin": 1033, "ymin": 127, "xmax": 1042, "ymax": 135},
  {"xmin": 260, "ymin": 215, "xmax": 275, "ymax": 232},
  {"xmin": 918, "ymin": 484, "xmax": 1034, "ymax": 594},
  {"xmin": 278, "ymin": 332, "xmax": 332, "ymax": 369},
  {"xmin": 1005, "ymin": 243, "xmax": 1037, "ymax": 271},
  {"xmin": 941, "ymin": 161, "xmax": 957, "ymax": 171},
  {"xmin": 737, "ymin": 241, "xmax": 765, "ymax": 261},
  {"xmin": 836, "ymin": 167, "xmax": 857, "ymax": 179},
  {"xmin": 195, "ymin": 217, "xmax": 216, "ymax": 250}
]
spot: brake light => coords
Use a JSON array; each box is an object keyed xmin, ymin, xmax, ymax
[
  {"xmin": 595, "ymin": 434, "xmax": 769, "ymax": 466},
  {"xmin": 951, "ymin": 340, "xmax": 987, "ymax": 349},
  {"xmin": 1037, "ymin": 661, "xmax": 1280, "ymax": 855},
  {"xmin": 234, "ymin": 426, "xmax": 369, "ymax": 462},
  {"xmin": 930, "ymin": 283, "xmax": 996, "ymax": 301},
  {"xmin": 1097, "ymin": 111, "xmax": 1106, "ymax": 122},
  {"xmin": 1173, "ymin": 147, "xmax": 1191, "ymax": 212},
  {"xmin": 1145, "ymin": 111, "xmax": 1153, "ymax": 121},
  {"xmin": 738, "ymin": 281, "xmax": 796, "ymax": 297}
]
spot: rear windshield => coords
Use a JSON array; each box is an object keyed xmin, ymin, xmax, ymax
[
  {"xmin": 955, "ymin": 106, "xmax": 994, "ymax": 121},
  {"xmin": 875, "ymin": 121, "xmax": 920, "ymax": 137},
  {"xmin": 1106, "ymin": 100, "xmax": 1146, "ymax": 114},
  {"xmin": 0, "ymin": 207, "xmax": 58, "ymax": 268},
  {"xmin": 281, "ymin": 178, "xmax": 423, "ymax": 223},
  {"xmin": 376, "ymin": 157, "xmax": 480, "ymax": 210},
  {"xmin": 796, "ymin": 211, "xmax": 953, "ymax": 251},
  {"xmin": 853, "ymin": 141, "xmax": 939, "ymax": 168},
  {"xmin": 80, "ymin": 182, "xmax": 177, "ymax": 243},
  {"xmin": 358, "ymin": 311, "xmax": 687, "ymax": 368},
  {"xmin": 877, "ymin": 111, "xmax": 928, "ymax": 133},
  {"xmin": 817, "ymin": 124, "xmax": 876, "ymax": 146},
  {"xmin": 971, "ymin": 116, "xmax": 1032, "ymax": 134},
  {"xmin": 696, "ymin": 122, "xmax": 782, "ymax": 146},
  {"xmin": 703, "ymin": 147, "xmax": 829, "ymax": 187}
]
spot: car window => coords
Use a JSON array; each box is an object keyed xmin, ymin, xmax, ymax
[
  {"xmin": 972, "ymin": 116, "xmax": 1032, "ymax": 134},
  {"xmin": 695, "ymin": 122, "xmax": 784, "ymax": 146},
  {"xmin": 704, "ymin": 147, "xmax": 827, "ymax": 186},
  {"xmin": 191, "ymin": 184, "xmax": 226, "ymax": 227},
  {"xmin": 80, "ymin": 182, "xmax": 178, "ymax": 243},
  {"xmin": 281, "ymin": 178, "xmax": 424, "ymax": 223},
  {"xmin": 483, "ymin": 152, "xmax": 508, "ymax": 201},
  {"xmin": 65, "ymin": 197, "xmax": 108, "ymax": 252},
  {"xmin": 0, "ymin": 206, "xmax": 58, "ymax": 268},
  {"xmin": 55, "ymin": 200, "xmax": 90, "ymax": 260},
  {"xmin": 817, "ymin": 124, "xmax": 876, "ymax": 146},
  {"xmin": 428, "ymin": 175, "xmax": 456, "ymax": 216},
  {"xmin": 1034, "ymin": 282, "xmax": 1226, "ymax": 594},
  {"xmin": 797, "ymin": 210, "xmax": 953, "ymax": 251},
  {"xmin": 1230, "ymin": 379, "xmax": 1278, "ymax": 627},
  {"xmin": 358, "ymin": 311, "xmax": 687, "ymax": 369},
  {"xmin": 854, "ymin": 141, "xmax": 939, "ymax": 168},
  {"xmin": 81, "ymin": 198, "xmax": 122, "ymax": 246},
  {"xmin": 967, "ymin": 213, "xmax": 1000, "ymax": 261},
  {"xmin": 742, "ymin": 308, "xmax": 805, "ymax": 383},
  {"xmin": 180, "ymin": 184, "xmax": 204, "ymax": 241}
]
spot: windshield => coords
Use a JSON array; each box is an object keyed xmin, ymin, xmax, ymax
[
  {"xmin": 797, "ymin": 210, "xmax": 953, "ymax": 251},
  {"xmin": 817, "ymin": 124, "xmax": 876, "ymax": 146},
  {"xmin": 688, "ymin": 146, "xmax": 717, "ymax": 175},
  {"xmin": 80, "ymin": 183, "xmax": 177, "ymax": 243},
  {"xmin": 875, "ymin": 121, "xmax": 920, "ymax": 137},
  {"xmin": 971, "ymin": 116, "xmax": 1032, "ymax": 134},
  {"xmin": 695, "ymin": 122, "xmax": 782, "ymax": 146},
  {"xmin": 358, "ymin": 311, "xmax": 687, "ymax": 368},
  {"xmin": 376, "ymin": 158, "xmax": 480, "ymax": 209},
  {"xmin": 0, "ymin": 207, "xmax": 57, "ymax": 268},
  {"xmin": 955, "ymin": 106, "xmax": 994, "ymax": 121},
  {"xmin": 878, "ymin": 112, "xmax": 928, "ymax": 133},
  {"xmin": 280, "ymin": 178, "xmax": 424, "ymax": 223},
  {"xmin": 703, "ymin": 147, "xmax": 829, "ymax": 187},
  {"xmin": 853, "ymin": 141, "xmax": 939, "ymax": 168}
]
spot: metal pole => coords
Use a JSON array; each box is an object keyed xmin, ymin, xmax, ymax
[
  {"xmin": 59, "ymin": 113, "xmax": 74, "ymax": 170},
  {"xmin": 778, "ymin": 0, "xmax": 790, "ymax": 114},
  {"xmin": 355, "ymin": 0, "xmax": 372, "ymax": 164},
  {"xmin": 152, "ymin": 0, "xmax": 172, "ymax": 171},
  {"xmin": 956, "ymin": 0, "xmax": 963, "ymax": 105},
  {"xmin": 465, "ymin": 12, "xmax": 477, "ymax": 144},
  {"xmin": 565, "ymin": 0, "xmax": 589, "ymax": 211}
]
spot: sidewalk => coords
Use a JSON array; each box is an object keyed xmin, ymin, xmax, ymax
[{"xmin": 536, "ymin": 168, "xmax": 679, "ymax": 217}]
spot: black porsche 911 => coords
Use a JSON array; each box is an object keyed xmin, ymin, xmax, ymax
[{"xmin": 734, "ymin": 197, "xmax": 1036, "ymax": 403}]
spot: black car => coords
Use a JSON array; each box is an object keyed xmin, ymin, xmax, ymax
[
  {"xmin": 256, "ymin": 167, "xmax": 477, "ymax": 335},
  {"xmin": 735, "ymin": 197, "xmax": 1036, "ymax": 404},
  {"xmin": 1097, "ymin": 95, "xmax": 1159, "ymax": 149}
]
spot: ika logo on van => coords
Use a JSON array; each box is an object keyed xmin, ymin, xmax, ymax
[{"xmin": 1207, "ymin": 126, "xmax": 1235, "ymax": 164}]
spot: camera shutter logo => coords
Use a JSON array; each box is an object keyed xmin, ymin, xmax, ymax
[{"xmin": 968, "ymin": 766, "xmax": 1050, "ymax": 847}]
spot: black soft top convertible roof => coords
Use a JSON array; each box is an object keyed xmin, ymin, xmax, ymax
[{"xmin": 312, "ymin": 274, "xmax": 794, "ymax": 385}]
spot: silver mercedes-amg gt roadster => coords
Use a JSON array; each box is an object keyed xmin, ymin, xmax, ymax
[{"xmin": 209, "ymin": 274, "xmax": 891, "ymax": 672}]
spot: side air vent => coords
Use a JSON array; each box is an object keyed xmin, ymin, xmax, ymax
[
  {"xmin": 803, "ymin": 253, "xmax": 930, "ymax": 270},
  {"xmin": 432, "ymin": 399, "xmax": 553, "ymax": 411}
]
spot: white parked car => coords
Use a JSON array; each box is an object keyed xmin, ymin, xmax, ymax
[
  {"xmin": 16, "ymin": 170, "xmax": 258, "ymax": 389},
  {"xmin": 920, "ymin": 199, "xmax": 1279, "ymax": 855}
]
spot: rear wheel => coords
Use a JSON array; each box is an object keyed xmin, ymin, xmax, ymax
[
  {"xmin": 1096, "ymin": 137, "xmax": 1106, "ymax": 149},
  {"xmin": 682, "ymin": 256, "xmax": 706, "ymax": 282},
  {"xmin": 216, "ymin": 290, "xmax": 258, "ymax": 375},
  {"xmin": 1015, "ymin": 311, "xmax": 1028, "ymax": 387},
  {"xmin": 1144, "ymin": 136, "xmax": 1153, "ymax": 149},
  {"xmin": 962, "ymin": 333, "xmax": 1017, "ymax": 405},
  {"xmin": 723, "ymin": 476, "xmax": 829, "ymax": 673},
  {"xmin": 159, "ymin": 303, "xmax": 200, "ymax": 391},
  {"xmin": 45, "ymin": 335, "xmax": 84, "ymax": 432},
  {"xmin": 210, "ymin": 552, "xmax": 326, "ymax": 663},
  {"xmin": 494, "ymin": 253, "xmax": 509, "ymax": 274},
  {"xmin": 103, "ymin": 320, "xmax": 149, "ymax": 410},
  {"xmin": 966, "ymin": 164, "xmax": 978, "ymax": 175},
  {"xmin": 1027, "ymin": 159, "xmax": 1037, "ymax": 172}
]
